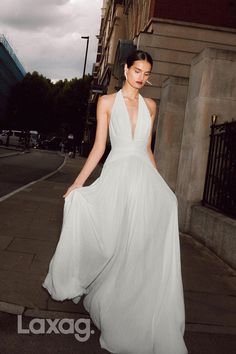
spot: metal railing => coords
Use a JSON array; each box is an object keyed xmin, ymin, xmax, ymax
[{"xmin": 202, "ymin": 120, "xmax": 236, "ymax": 219}]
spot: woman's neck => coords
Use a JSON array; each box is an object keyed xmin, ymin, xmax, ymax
[{"xmin": 121, "ymin": 82, "xmax": 139, "ymax": 100}]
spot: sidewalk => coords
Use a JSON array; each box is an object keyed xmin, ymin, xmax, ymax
[{"xmin": 0, "ymin": 155, "xmax": 235, "ymax": 336}]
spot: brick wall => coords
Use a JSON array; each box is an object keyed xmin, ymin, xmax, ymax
[{"xmin": 153, "ymin": 0, "xmax": 236, "ymax": 29}]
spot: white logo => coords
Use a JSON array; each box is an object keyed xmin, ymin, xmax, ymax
[{"xmin": 17, "ymin": 315, "xmax": 95, "ymax": 342}]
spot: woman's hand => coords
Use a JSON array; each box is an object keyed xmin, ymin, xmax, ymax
[{"xmin": 63, "ymin": 183, "xmax": 83, "ymax": 198}]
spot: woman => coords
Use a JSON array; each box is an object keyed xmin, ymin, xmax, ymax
[{"xmin": 42, "ymin": 50, "xmax": 188, "ymax": 354}]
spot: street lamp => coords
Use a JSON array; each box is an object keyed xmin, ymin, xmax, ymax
[{"xmin": 81, "ymin": 36, "xmax": 89, "ymax": 80}]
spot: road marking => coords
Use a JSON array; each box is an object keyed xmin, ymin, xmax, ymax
[{"xmin": 0, "ymin": 155, "xmax": 67, "ymax": 202}]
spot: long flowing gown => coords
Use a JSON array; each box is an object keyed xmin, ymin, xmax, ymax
[{"xmin": 42, "ymin": 89, "xmax": 188, "ymax": 354}]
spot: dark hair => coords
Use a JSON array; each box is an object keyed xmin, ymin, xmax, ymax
[{"xmin": 125, "ymin": 50, "xmax": 153, "ymax": 69}]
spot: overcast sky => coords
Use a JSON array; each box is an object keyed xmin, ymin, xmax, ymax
[{"xmin": 0, "ymin": 0, "xmax": 103, "ymax": 81}]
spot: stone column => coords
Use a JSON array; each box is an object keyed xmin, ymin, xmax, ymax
[
  {"xmin": 175, "ymin": 47, "xmax": 236, "ymax": 232},
  {"xmin": 154, "ymin": 76, "xmax": 189, "ymax": 191}
]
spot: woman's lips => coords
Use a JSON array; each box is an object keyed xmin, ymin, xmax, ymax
[{"xmin": 136, "ymin": 81, "xmax": 143, "ymax": 85}]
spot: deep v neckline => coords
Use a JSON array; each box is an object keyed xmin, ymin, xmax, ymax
[{"xmin": 120, "ymin": 89, "xmax": 140, "ymax": 141}]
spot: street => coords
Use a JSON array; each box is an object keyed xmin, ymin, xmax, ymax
[{"xmin": 0, "ymin": 149, "xmax": 64, "ymax": 197}]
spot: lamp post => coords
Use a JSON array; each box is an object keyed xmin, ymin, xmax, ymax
[{"xmin": 81, "ymin": 36, "xmax": 89, "ymax": 80}]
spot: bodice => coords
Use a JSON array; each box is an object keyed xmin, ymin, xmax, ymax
[{"xmin": 104, "ymin": 89, "xmax": 153, "ymax": 167}]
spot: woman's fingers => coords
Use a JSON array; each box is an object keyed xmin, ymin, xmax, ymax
[
  {"xmin": 63, "ymin": 186, "xmax": 74, "ymax": 198},
  {"xmin": 62, "ymin": 184, "xmax": 82, "ymax": 198}
]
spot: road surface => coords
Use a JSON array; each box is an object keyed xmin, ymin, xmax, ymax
[{"xmin": 0, "ymin": 150, "xmax": 64, "ymax": 197}]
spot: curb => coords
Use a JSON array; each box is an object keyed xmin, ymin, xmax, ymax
[
  {"xmin": 0, "ymin": 301, "xmax": 90, "ymax": 320},
  {"xmin": 0, "ymin": 151, "xmax": 26, "ymax": 158},
  {"xmin": 0, "ymin": 301, "xmax": 24, "ymax": 315},
  {"xmin": 1, "ymin": 301, "xmax": 236, "ymax": 335},
  {"xmin": 0, "ymin": 154, "xmax": 67, "ymax": 203}
]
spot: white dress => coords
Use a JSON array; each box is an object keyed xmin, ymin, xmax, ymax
[{"xmin": 42, "ymin": 89, "xmax": 188, "ymax": 354}]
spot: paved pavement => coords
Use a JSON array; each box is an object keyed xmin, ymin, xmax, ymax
[{"xmin": 0, "ymin": 154, "xmax": 235, "ymax": 353}]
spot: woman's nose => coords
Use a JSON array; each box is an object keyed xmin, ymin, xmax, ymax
[{"xmin": 139, "ymin": 73, "xmax": 145, "ymax": 81}]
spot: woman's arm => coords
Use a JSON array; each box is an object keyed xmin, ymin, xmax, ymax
[
  {"xmin": 63, "ymin": 95, "xmax": 109, "ymax": 198},
  {"xmin": 145, "ymin": 98, "xmax": 158, "ymax": 171}
]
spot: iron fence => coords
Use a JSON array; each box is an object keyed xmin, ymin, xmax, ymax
[{"xmin": 202, "ymin": 120, "xmax": 236, "ymax": 218}]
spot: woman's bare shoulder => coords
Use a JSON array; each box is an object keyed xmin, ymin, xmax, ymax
[
  {"xmin": 98, "ymin": 93, "xmax": 117, "ymax": 110},
  {"xmin": 143, "ymin": 97, "xmax": 157, "ymax": 117}
]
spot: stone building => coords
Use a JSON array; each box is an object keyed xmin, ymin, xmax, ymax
[
  {"xmin": 0, "ymin": 35, "xmax": 26, "ymax": 127},
  {"xmin": 90, "ymin": 0, "xmax": 236, "ymax": 267}
]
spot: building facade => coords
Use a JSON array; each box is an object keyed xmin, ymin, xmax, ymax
[
  {"xmin": 88, "ymin": 0, "xmax": 236, "ymax": 267},
  {"xmin": 0, "ymin": 34, "xmax": 26, "ymax": 127}
]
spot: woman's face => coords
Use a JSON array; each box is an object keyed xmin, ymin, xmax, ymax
[{"xmin": 125, "ymin": 59, "xmax": 152, "ymax": 89}]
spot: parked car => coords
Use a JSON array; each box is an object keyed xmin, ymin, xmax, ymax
[
  {"xmin": 0, "ymin": 130, "xmax": 22, "ymax": 146},
  {"xmin": 38, "ymin": 136, "xmax": 63, "ymax": 151},
  {"xmin": 0, "ymin": 130, "xmax": 39, "ymax": 148}
]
